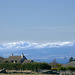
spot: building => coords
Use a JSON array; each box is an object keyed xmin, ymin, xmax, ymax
[
  {"xmin": 63, "ymin": 61, "xmax": 75, "ymax": 67},
  {"xmin": 0, "ymin": 57, "xmax": 5, "ymax": 63},
  {"xmin": 0, "ymin": 53, "xmax": 34, "ymax": 64}
]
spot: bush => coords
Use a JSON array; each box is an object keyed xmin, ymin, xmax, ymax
[
  {"xmin": 66, "ymin": 66, "xmax": 75, "ymax": 71},
  {"xmin": 51, "ymin": 68, "xmax": 58, "ymax": 71},
  {"xmin": 58, "ymin": 66, "xmax": 75, "ymax": 71},
  {"xmin": 58, "ymin": 67, "xmax": 66, "ymax": 71},
  {"xmin": 0, "ymin": 62, "xmax": 51, "ymax": 71},
  {"xmin": 20, "ymin": 62, "xmax": 51, "ymax": 71}
]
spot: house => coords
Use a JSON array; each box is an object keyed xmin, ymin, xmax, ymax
[
  {"xmin": 0, "ymin": 57, "xmax": 5, "ymax": 63},
  {"xmin": 63, "ymin": 61, "xmax": 75, "ymax": 67},
  {"xmin": 22, "ymin": 60, "xmax": 34, "ymax": 64},
  {"xmin": 0, "ymin": 53, "xmax": 34, "ymax": 64}
]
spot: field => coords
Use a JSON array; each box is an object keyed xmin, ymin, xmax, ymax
[{"xmin": 0, "ymin": 74, "xmax": 58, "ymax": 75}]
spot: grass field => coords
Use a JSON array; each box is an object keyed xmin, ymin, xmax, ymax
[{"xmin": 0, "ymin": 74, "xmax": 58, "ymax": 75}]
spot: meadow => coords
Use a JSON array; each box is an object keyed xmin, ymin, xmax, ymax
[{"xmin": 0, "ymin": 74, "xmax": 58, "ymax": 75}]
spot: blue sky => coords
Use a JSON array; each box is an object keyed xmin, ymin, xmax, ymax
[{"xmin": 0, "ymin": 0, "xmax": 75, "ymax": 42}]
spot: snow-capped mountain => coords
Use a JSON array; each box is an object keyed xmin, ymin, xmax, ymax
[
  {"xmin": 0, "ymin": 41, "xmax": 73, "ymax": 49},
  {"xmin": 0, "ymin": 41, "xmax": 75, "ymax": 64}
]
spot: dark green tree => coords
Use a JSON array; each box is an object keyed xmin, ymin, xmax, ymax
[{"xmin": 69, "ymin": 57, "xmax": 74, "ymax": 62}]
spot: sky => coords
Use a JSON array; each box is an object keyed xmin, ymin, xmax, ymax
[{"xmin": 0, "ymin": 0, "xmax": 75, "ymax": 43}]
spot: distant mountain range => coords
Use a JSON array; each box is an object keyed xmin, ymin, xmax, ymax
[{"xmin": 0, "ymin": 41, "xmax": 75, "ymax": 64}]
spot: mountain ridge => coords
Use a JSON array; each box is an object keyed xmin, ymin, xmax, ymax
[{"xmin": 0, "ymin": 41, "xmax": 73, "ymax": 49}]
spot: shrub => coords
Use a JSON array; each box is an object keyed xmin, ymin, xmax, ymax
[
  {"xmin": 0, "ymin": 62, "xmax": 51, "ymax": 71},
  {"xmin": 58, "ymin": 67, "xmax": 66, "ymax": 71},
  {"xmin": 66, "ymin": 66, "xmax": 75, "ymax": 71}
]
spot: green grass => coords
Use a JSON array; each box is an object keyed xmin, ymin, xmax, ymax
[{"xmin": 0, "ymin": 74, "xmax": 58, "ymax": 75}]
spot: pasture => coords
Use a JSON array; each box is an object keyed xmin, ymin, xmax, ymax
[{"xmin": 0, "ymin": 74, "xmax": 58, "ymax": 75}]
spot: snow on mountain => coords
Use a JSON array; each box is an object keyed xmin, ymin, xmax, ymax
[
  {"xmin": 0, "ymin": 41, "xmax": 74, "ymax": 49},
  {"xmin": 0, "ymin": 41, "xmax": 75, "ymax": 64}
]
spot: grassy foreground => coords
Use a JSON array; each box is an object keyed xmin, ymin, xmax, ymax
[{"xmin": 0, "ymin": 74, "xmax": 58, "ymax": 75}]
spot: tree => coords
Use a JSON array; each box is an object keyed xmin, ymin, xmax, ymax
[{"xmin": 69, "ymin": 57, "xmax": 74, "ymax": 62}]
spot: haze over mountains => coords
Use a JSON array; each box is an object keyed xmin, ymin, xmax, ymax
[{"xmin": 0, "ymin": 41, "xmax": 75, "ymax": 64}]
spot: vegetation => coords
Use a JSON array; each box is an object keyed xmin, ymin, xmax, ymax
[
  {"xmin": 69, "ymin": 57, "xmax": 75, "ymax": 62},
  {"xmin": 0, "ymin": 74, "xmax": 51, "ymax": 75},
  {"xmin": 0, "ymin": 62, "xmax": 51, "ymax": 71},
  {"xmin": 58, "ymin": 66, "xmax": 75, "ymax": 71}
]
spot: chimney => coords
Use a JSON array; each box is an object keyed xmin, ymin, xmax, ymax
[
  {"xmin": 21, "ymin": 53, "xmax": 24, "ymax": 58},
  {"xmin": 11, "ymin": 53, "xmax": 13, "ymax": 56}
]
